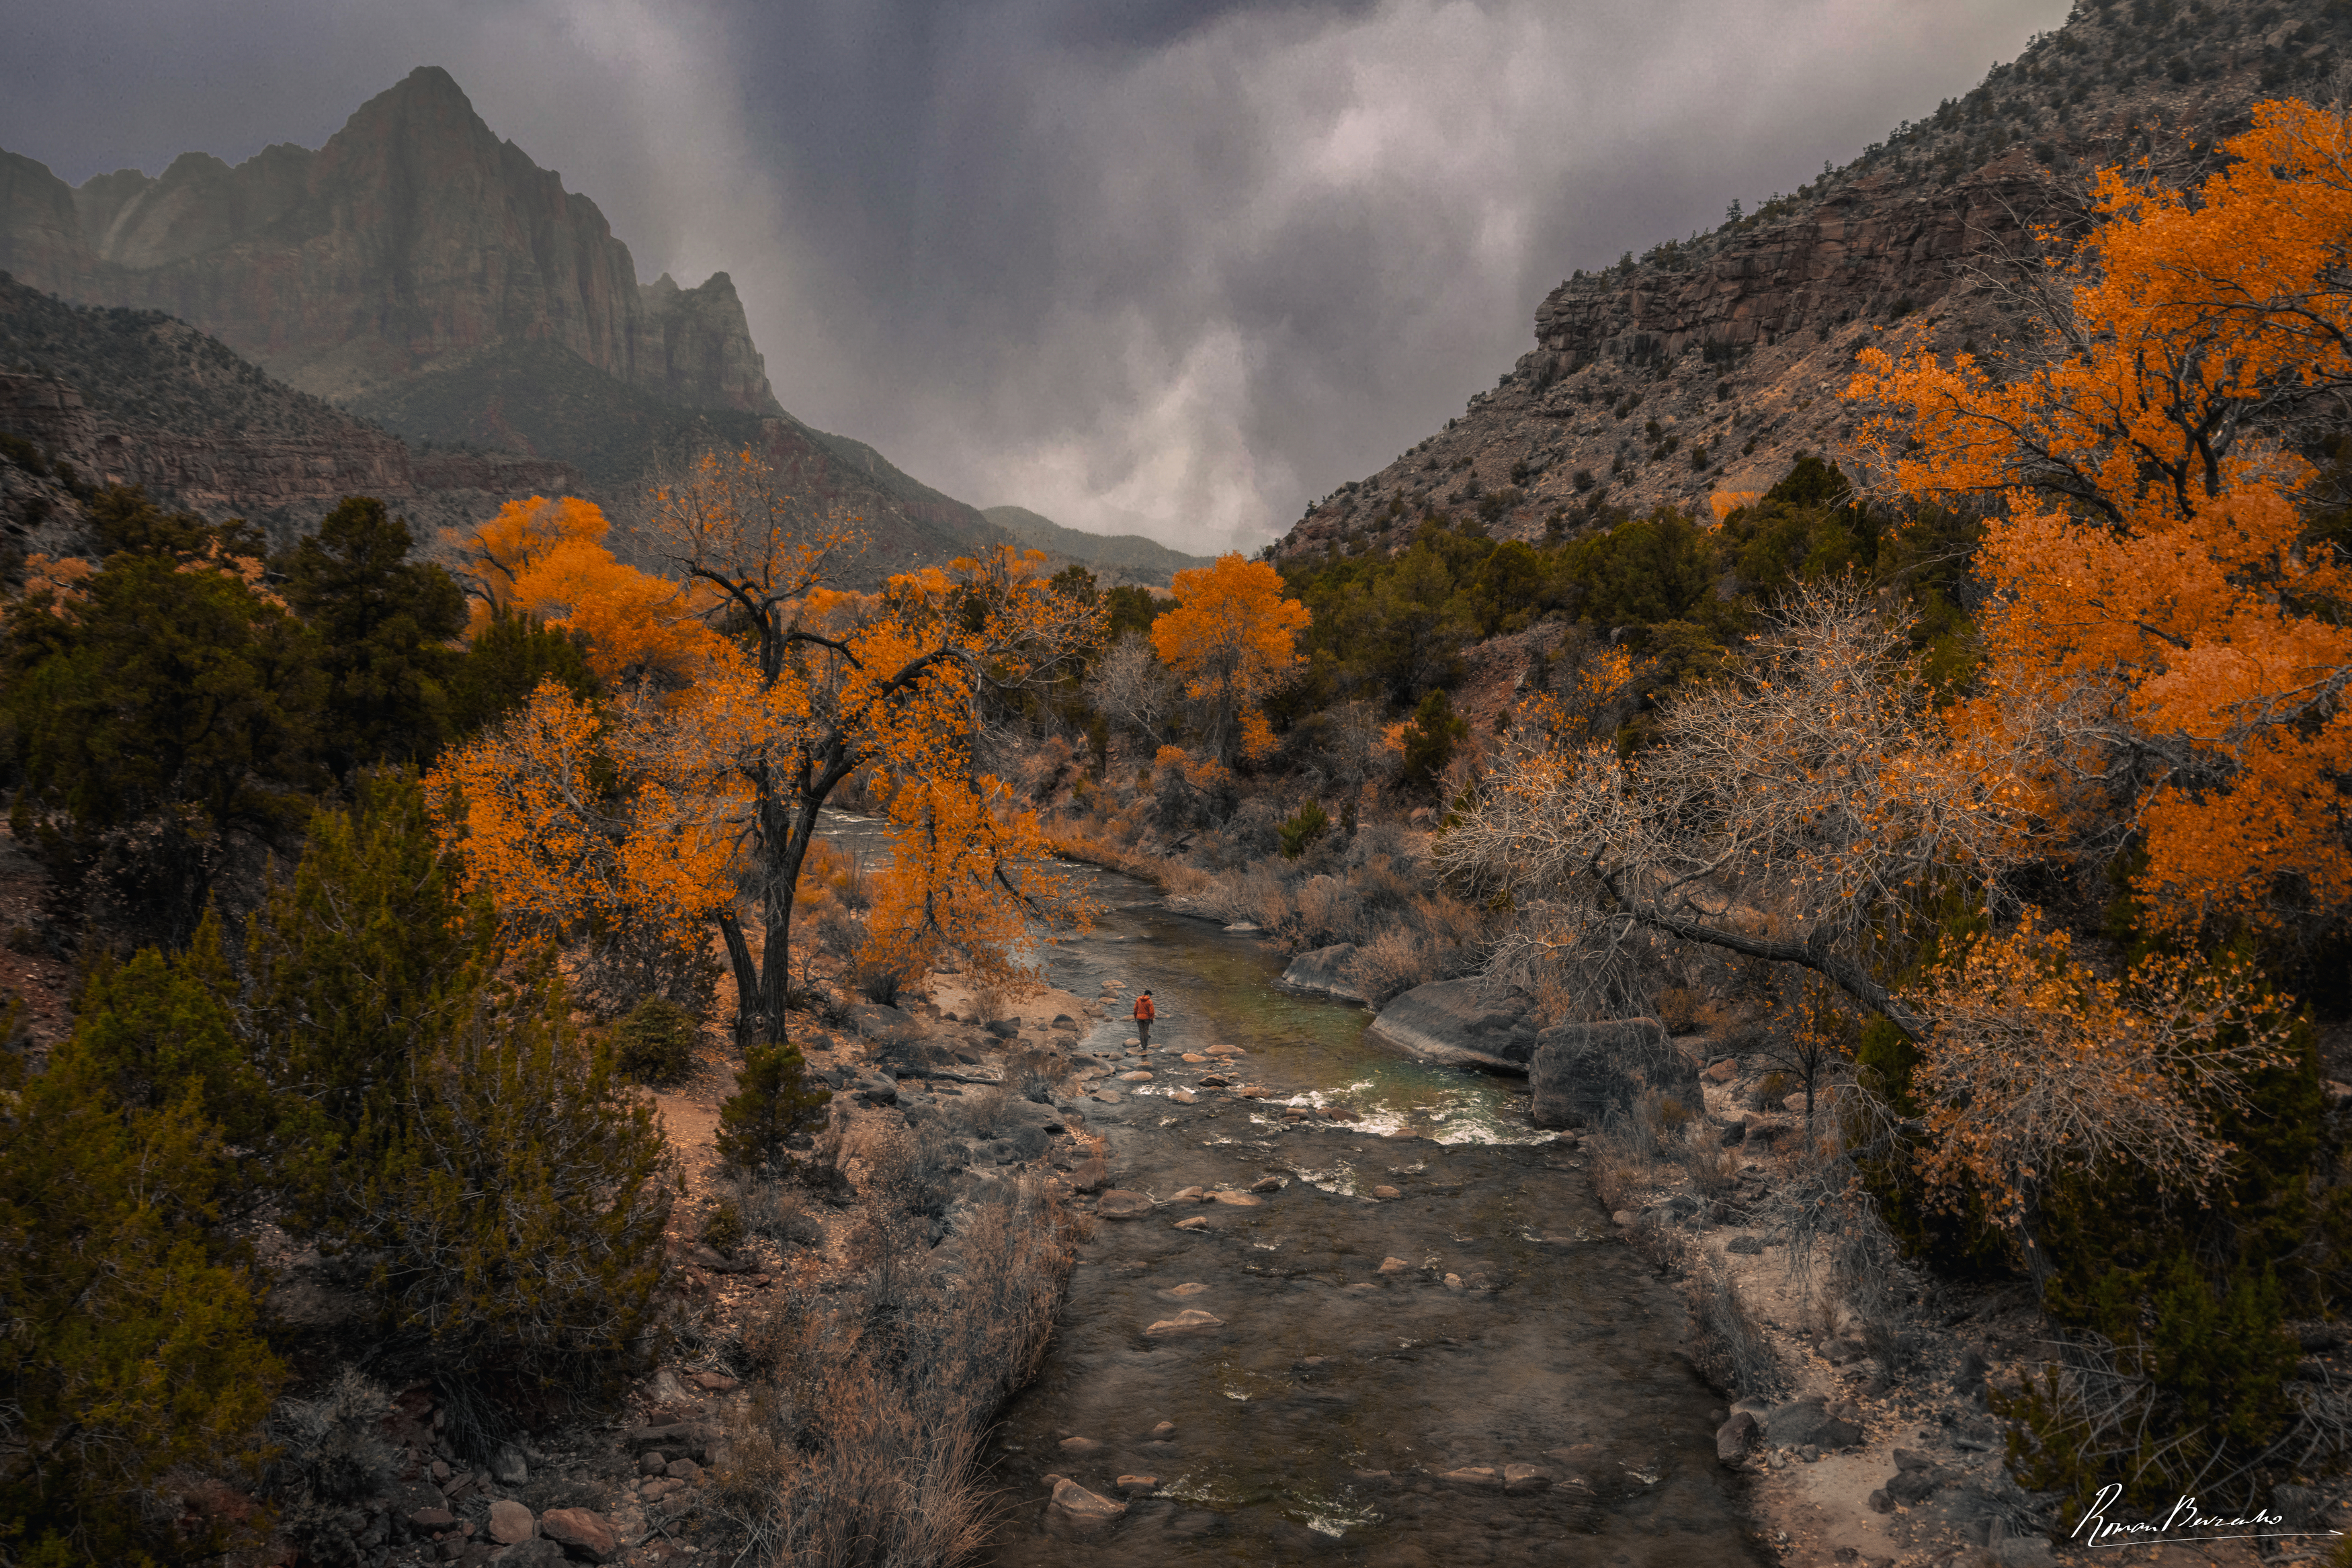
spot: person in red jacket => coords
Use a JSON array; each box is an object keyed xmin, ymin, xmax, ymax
[{"xmin": 1132, "ymin": 989, "xmax": 1155, "ymax": 1049}]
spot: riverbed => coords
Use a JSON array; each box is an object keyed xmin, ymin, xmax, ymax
[{"xmin": 963, "ymin": 853, "xmax": 1765, "ymax": 1567}]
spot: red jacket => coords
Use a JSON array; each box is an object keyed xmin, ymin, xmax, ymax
[{"xmin": 1133, "ymin": 995, "xmax": 1155, "ymax": 1020}]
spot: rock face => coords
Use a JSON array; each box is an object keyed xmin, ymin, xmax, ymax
[
  {"xmin": 1366, "ymin": 979, "xmax": 1540, "ymax": 1072},
  {"xmin": 1279, "ymin": 943, "xmax": 1366, "ymax": 1004},
  {"xmin": 1527, "ymin": 1018, "xmax": 1702, "ymax": 1130},
  {"xmin": 5, "ymin": 68, "xmax": 776, "ymax": 414},
  {"xmin": 1271, "ymin": 1, "xmax": 2351, "ymax": 559}
]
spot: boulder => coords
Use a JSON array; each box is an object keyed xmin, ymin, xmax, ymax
[
  {"xmin": 408, "ymin": 1508, "xmax": 458, "ymax": 1532},
  {"xmin": 1761, "ymin": 1396, "xmax": 1863, "ymax": 1450},
  {"xmin": 538, "ymin": 1509, "xmax": 619, "ymax": 1563},
  {"xmin": 1366, "ymin": 979, "xmax": 1541, "ymax": 1072},
  {"xmin": 1528, "ymin": 1017, "xmax": 1702, "ymax": 1130},
  {"xmin": 1501, "ymin": 1463, "xmax": 1552, "ymax": 1492},
  {"xmin": 1097, "ymin": 1190, "xmax": 1154, "ymax": 1219},
  {"xmin": 1145, "ymin": 1309, "xmax": 1224, "ymax": 1335},
  {"xmin": 487, "ymin": 1499, "xmax": 534, "ymax": 1545},
  {"xmin": 846, "ymin": 1002, "xmax": 919, "ymax": 1041},
  {"xmin": 1715, "ymin": 1410, "xmax": 1758, "ymax": 1463},
  {"xmin": 1280, "ymin": 944, "xmax": 1368, "ymax": 1004}
]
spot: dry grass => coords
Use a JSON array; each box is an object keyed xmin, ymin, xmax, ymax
[
  {"xmin": 1687, "ymin": 1254, "xmax": 1789, "ymax": 1399},
  {"xmin": 710, "ymin": 1177, "xmax": 1080, "ymax": 1567}
]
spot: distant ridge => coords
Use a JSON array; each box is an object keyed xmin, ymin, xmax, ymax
[{"xmin": 983, "ymin": 505, "xmax": 1212, "ymax": 585}]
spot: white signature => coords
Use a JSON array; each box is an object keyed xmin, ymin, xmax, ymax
[{"xmin": 2073, "ymin": 1483, "xmax": 2337, "ymax": 1549}]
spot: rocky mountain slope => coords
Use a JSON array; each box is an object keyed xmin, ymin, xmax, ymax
[
  {"xmin": 0, "ymin": 69, "xmax": 1042, "ymax": 578},
  {"xmin": 982, "ymin": 505, "xmax": 1214, "ymax": 586},
  {"xmin": 0, "ymin": 272, "xmax": 569, "ymax": 550},
  {"xmin": 1275, "ymin": 0, "xmax": 2351, "ymax": 562}
]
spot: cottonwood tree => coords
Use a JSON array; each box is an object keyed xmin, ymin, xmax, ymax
[
  {"xmin": 566, "ymin": 451, "xmax": 1101, "ymax": 1043},
  {"xmin": 1439, "ymin": 580, "xmax": 2043, "ymax": 1036},
  {"xmin": 1849, "ymin": 96, "xmax": 2352, "ymax": 945},
  {"xmin": 1444, "ymin": 586, "xmax": 2292, "ymax": 1279},
  {"xmin": 1150, "ymin": 554, "xmax": 1310, "ymax": 766}
]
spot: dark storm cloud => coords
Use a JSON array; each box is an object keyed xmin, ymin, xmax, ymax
[{"xmin": 1, "ymin": 0, "xmax": 2072, "ymax": 552}]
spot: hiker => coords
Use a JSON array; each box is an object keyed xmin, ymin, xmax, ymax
[{"xmin": 1132, "ymin": 989, "xmax": 1155, "ymax": 1048}]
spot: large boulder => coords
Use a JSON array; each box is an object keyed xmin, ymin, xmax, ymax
[
  {"xmin": 1528, "ymin": 1017, "xmax": 1702, "ymax": 1129},
  {"xmin": 1279, "ymin": 944, "xmax": 1367, "ymax": 1004},
  {"xmin": 1366, "ymin": 979, "xmax": 1540, "ymax": 1072}
]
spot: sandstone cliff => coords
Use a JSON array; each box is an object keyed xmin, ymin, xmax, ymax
[
  {"xmin": 0, "ymin": 67, "xmax": 779, "ymax": 417},
  {"xmin": 1275, "ymin": 0, "xmax": 2349, "ymax": 561}
]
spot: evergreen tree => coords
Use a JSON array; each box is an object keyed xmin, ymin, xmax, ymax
[
  {"xmin": 277, "ymin": 496, "xmax": 467, "ymax": 774},
  {"xmin": 0, "ymin": 1014, "xmax": 282, "ymax": 1565}
]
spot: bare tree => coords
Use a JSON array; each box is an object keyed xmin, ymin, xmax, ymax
[
  {"xmin": 1438, "ymin": 580, "xmax": 2050, "ymax": 1039},
  {"xmin": 1083, "ymin": 632, "xmax": 1177, "ymax": 744}
]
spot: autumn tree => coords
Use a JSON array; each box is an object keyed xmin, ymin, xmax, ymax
[
  {"xmin": 1150, "ymin": 554, "xmax": 1310, "ymax": 766},
  {"xmin": 476, "ymin": 449, "xmax": 1103, "ymax": 1049},
  {"xmin": 1849, "ymin": 97, "xmax": 2352, "ymax": 947},
  {"xmin": 448, "ymin": 494, "xmax": 724, "ymax": 689},
  {"xmin": 430, "ymin": 681, "xmax": 729, "ymax": 1015}
]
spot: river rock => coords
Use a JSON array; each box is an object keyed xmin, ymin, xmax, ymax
[
  {"xmin": 1173, "ymin": 1216, "xmax": 1209, "ymax": 1231},
  {"xmin": 1209, "ymin": 1190, "xmax": 1263, "ymax": 1206},
  {"xmin": 1502, "ymin": 1463, "xmax": 1553, "ymax": 1493},
  {"xmin": 1117, "ymin": 1070, "xmax": 1154, "ymax": 1082},
  {"xmin": 1716, "ymin": 1410, "xmax": 1758, "ymax": 1462},
  {"xmin": 1097, "ymin": 1190, "xmax": 1154, "ymax": 1219},
  {"xmin": 1439, "ymin": 1465, "xmax": 1503, "ymax": 1490},
  {"xmin": 1280, "ymin": 944, "xmax": 1368, "ymax": 1004},
  {"xmin": 1145, "ymin": 1308, "xmax": 1224, "ymax": 1335},
  {"xmin": 1058, "ymin": 1436, "xmax": 1104, "ymax": 1456},
  {"xmin": 1046, "ymin": 1477, "xmax": 1127, "ymax": 1532},
  {"xmin": 487, "ymin": 1499, "xmax": 534, "ymax": 1544},
  {"xmin": 539, "ymin": 1508, "xmax": 619, "ymax": 1563},
  {"xmin": 1116, "ymin": 1474, "xmax": 1160, "ymax": 1494},
  {"xmin": 1366, "ymin": 979, "xmax": 1542, "ymax": 1072},
  {"xmin": 1372, "ymin": 1184, "xmax": 1401, "ymax": 1199},
  {"xmin": 1378, "ymin": 1256, "xmax": 1409, "ymax": 1272},
  {"xmin": 1528, "ymin": 1017, "xmax": 1702, "ymax": 1129}
]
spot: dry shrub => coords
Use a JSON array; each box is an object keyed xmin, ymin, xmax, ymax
[
  {"xmin": 710, "ymin": 1178, "xmax": 1079, "ymax": 1567},
  {"xmin": 1589, "ymin": 1138, "xmax": 1650, "ymax": 1216},
  {"xmin": 962, "ymin": 1084, "xmax": 1013, "ymax": 1138},
  {"xmin": 1293, "ymin": 874, "xmax": 1368, "ymax": 947},
  {"xmin": 1686, "ymin": 1255, "xmax": 1788, "ymax": 1399},
  {"xmin": 1008, "ymin": 1050, "xmax": 1059, "ymax": 1102},
  {"xmin": 1201, "ymin": 868, "xmax": 1291, "ymax": 930},
  {"xmin": 728, "ymin": 1176, "xmax": 821, "ymax": 1246},
  {"xmin": 1654, "ymin": 984, "xmax": 1704, "ymax": 1034},
  {"xmin": 1355, "ymin": 925, "xmax": 1441, "ymax": 1005},
  {"xmin": 850, "ymin": 1122, "xmax": 956, "ymax": 1218}
]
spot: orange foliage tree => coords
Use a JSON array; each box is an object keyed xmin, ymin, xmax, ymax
[
  {"xmin": 620, "ymin": 449, "xmax": 1102, "ymax": 1044},
  {"xmin": 1849, "ymin": 97, "xmax": 2352, "ymax": 940},
  {"xmin": 429, "ymin": 678, "xmax": 732, "ymax": 1013},
  {"xmin": 448, "ymin": 495, "xmax": 724, "ymax": 688},
  {"xmin": 1150, "ymin": 554, "xmax": 1310, "ymax": 766}
]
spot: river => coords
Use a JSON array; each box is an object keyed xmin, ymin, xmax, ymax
[{"xmin": 897, "ymin": 840, "xmax": 1768, "ymax": 1567}]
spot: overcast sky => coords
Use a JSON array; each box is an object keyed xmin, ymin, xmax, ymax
[{"xmin": 3, "ymin": 0, "xmax": 2071, "ymax": 554}]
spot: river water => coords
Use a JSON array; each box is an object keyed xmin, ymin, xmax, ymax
[{"xmin": 924, "ymin": 846, "xmax": 1766, "ymax": 1568}]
